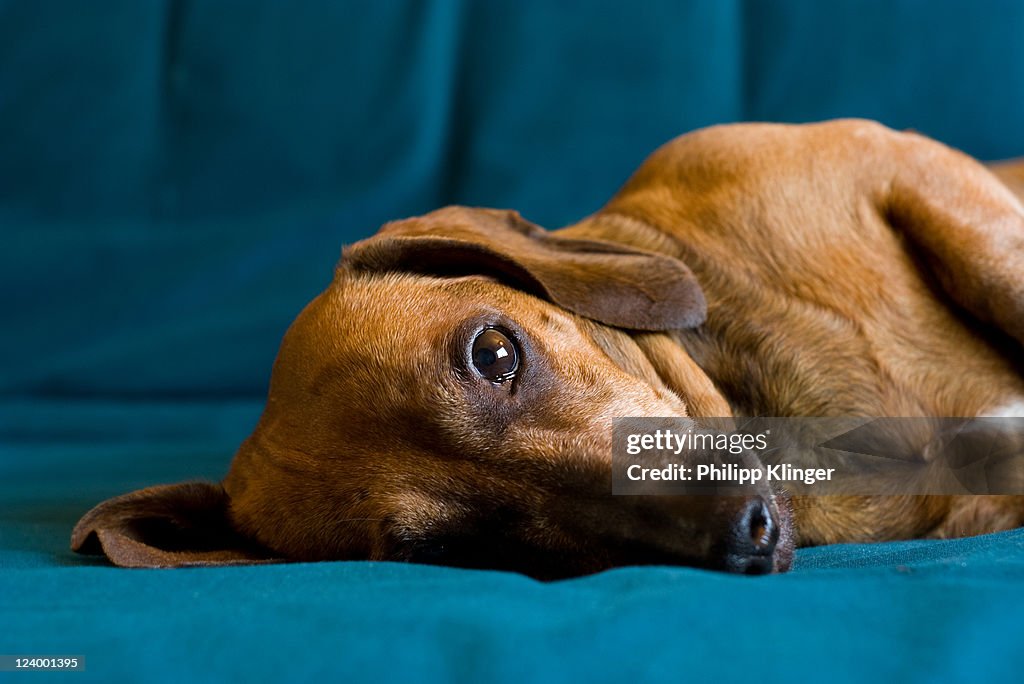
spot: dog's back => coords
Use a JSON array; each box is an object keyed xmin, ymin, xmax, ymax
[
  {"xmin": 564, "ymin": 121, "xmax": 1024, "ymax": 543},
  {"xmin": 991, "ymin": 159, "xmax": 1024, "ymax": 201}
]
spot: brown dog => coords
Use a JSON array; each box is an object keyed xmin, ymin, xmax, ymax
[{"xmin": 72, "ymin": 119, "xmax": 1024, "ymax": 577}]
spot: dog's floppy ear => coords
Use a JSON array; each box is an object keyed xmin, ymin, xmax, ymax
[
  {"xmin": 342, "ymin": 206, "xmax": 706, "ymax": 331},
  {"xmin": 71, "ymin": 481, "xmax": 280, "ymax": 568}
]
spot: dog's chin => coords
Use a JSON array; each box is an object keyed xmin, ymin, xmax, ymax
[{"xmin": 771, "ymin": 493, "xmax": 796, "ymax": 573}]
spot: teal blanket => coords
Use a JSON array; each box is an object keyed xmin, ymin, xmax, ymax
[{"xmin": 2, "ymin": 402, "xmax": 1022, "ymax": 682}]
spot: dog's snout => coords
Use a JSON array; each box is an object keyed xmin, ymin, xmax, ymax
[
  {"xmin": 742, "ymin": 497, "xmax": 776, "ymax": 551},
  {"xmin": 723, "ymin": 497, "xmax": 780, "ymax": 575}
]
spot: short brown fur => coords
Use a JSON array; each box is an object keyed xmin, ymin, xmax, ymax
[{"xmin": 74, "ymin": 120, "xmax": 1024, "ymax": 575}]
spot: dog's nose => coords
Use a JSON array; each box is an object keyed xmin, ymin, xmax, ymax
[{"xmin": 722, "ymin": 497, "xmax": 779, "ymax": 575}]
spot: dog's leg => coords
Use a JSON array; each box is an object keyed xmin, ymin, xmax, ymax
[
  {"xmin": 885, "ymin": 134, "xmax": 1024, "ymax": 348},
  {"xmin": 931, "ymin": 495, "xmax": 1024, "ymax": 539}
]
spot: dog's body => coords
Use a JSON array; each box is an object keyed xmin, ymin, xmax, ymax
[
  {"xmin": 73, "ymin": 120, "xmax": 1024, "ymax": 576},
  {"xmin": 565, "ymin": 121, "xmax": 1024, "ymax": 545}
]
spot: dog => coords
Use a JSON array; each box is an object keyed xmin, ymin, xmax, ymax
[{"xmin": 72, "ymin": 119, "xmax": 1024, "ymax": 577}]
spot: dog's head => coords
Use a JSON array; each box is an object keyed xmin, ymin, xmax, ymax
[{"xmin": 73, "ymin": 206, "xmax": 793, "ymax": 577}]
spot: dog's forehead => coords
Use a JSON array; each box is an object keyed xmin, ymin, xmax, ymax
[
  {"xmin": 290, "ymin": 274, "xmax": 467, "ymax": 386},
  {"xmin": 321, "ymin": 271, "xmax": 577, "ymax": 338},
  {"xmin": 268, "ymin": 271, "xmax": 589, "ymax": 419},
  {"xmin": 327, "ymin": 272, "xmax": 467, "ymax": 332},
  {"xmin": 293, "ymin": 273, "xmax": 544, "ymax": 380},
  {"xmin": 324, "ymin": 272, "xmax": 510, "ymax": 338}
]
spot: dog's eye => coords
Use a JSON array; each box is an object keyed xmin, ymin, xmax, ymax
[{"xmin": 472, "ymin": 328, "xmax": 519, "ymax": 383}]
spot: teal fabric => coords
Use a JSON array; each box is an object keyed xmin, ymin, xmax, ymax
[
  {"xmin": 3, "ymin": 402, "xmax": 1024, "ymax": 683},
  {"xmin": 3, "ymin": 2, "xmax": 1024, "ymax": 682},
  {"xmin": 4, "ymin": 0, "xmax": 1024, "ymax": 396}
]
